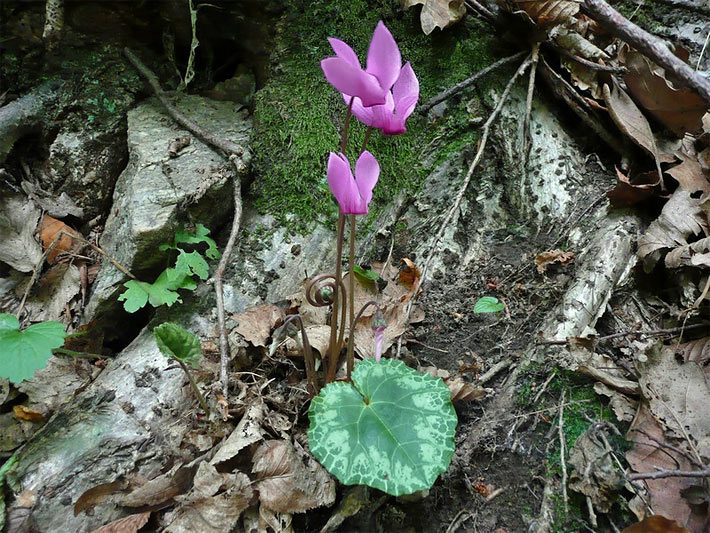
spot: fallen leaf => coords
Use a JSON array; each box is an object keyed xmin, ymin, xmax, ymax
[
  {"xmin": 535, "ymin": 249, "xmax": 575, "ymax": 273},
  {"xmin": 234, "ymin": 304, "xmax": 284, "ymax": 347},
  {"xmin": 75, "ymin": 480, "xmax": 129, "ymax": 516},
  {"xmin": 622, "ymin": 515, "xmax": 689, "ymax": 533},
  {"xmin": 20, "ymin": 263, "xmax": 81, "ymax": 322},
  {"xmin": 210, "ymin": 402, "xmax": 264, "ymax": 465},
  {"xmin": 665, "ymin": 236, "xmax": 710, "ymax": 269},
  {"xmin": 626, "ymin": 406, "xmax": 706, "ymax": 530},
  {"xmin": 677, "ymin": 337, "xmax": 710, "ymax": 373},
  {"xmin": 593, "ymin": 382, "xmax": 637, "ymax": 422},
  {"xmin": 164, "ymin": 463, "xmax": 252, "ymax": 533},
  {"xmin": 39, "ymin": 215, "xmax": 82, "ymax": 264},
  {"xmin": 637, "ymin": 343, "xmax": 710, "ymax": 457},
  {"xmin": 398, "ymin": 258, "xmax": 421, "ymax": 290},
  {"xmin": 666, "ymin": 155, "xmax": 710, "ymax": 198},
  {"xmin": 638, "ymin": 189, "xmax": 709, "ymax": 271},
  {"xmin": 21, "ymin": 181, "xmax": 83, "ymax": 219},
  {"xmin": 119, "ymin": 463, "xmax": 198, "ymax": 508},
  {"xmin": 92, "ymin": 512, "xmax": 151, "ymax": 533},
  {"xmin": 603, "ymin": 81, "xmax": 666, "ymax": 175},
  {"xmin": 320, "ymin": 485, "xmax": 371, "ymax": 533},
  {"xmin": 607, "ymin": 167, "xmax": 660, "ymax": 207},
  {"xmin": 284, "ymin": 325, "xmax": 331, "ymax": 359},
  {"xmin": 252, "ymin": 440, "xmax": 336, "ymax": 514},
  {"xmin": 12, "ymin": 405, "xmax": 44, "ymax": 423},
  {"xmin": 624, "ymin": 50, "xmax": 706, "ymax": 137},
  {"xmin": 0, "ymin": 194, "xmax": 42, "ymax": 272},
  {"xmin": 402, "ymin": 0, "xmax": 466, "ymax": 35},
  {"xmin": 472, "ymin": 480, "xmax": 494, "ymax": 497},
  {"xmin": 509, "ymin": 0, "xmax": 579, "ymax": 27}
]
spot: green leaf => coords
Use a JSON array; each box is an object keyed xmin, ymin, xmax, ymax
[
  {"xmin": 353, "ymin": 265, "xmax": 381, "ymax": 284},
  {"xmin": 172, "ymin": 250, "xmax": 209, "ymax": 281},
  {"xmin": 153, "ymin": 323, "xmax": 202, "ymax": 366},
  {"xmin": 473, "ymin": 296, "xmax": 505, "ymax": 314},
  {"xmin": 119, "ymin": 269, "xmax": 197, "ymax": 313},
  {"xmin": 174, "ymin": 224, "xmax": 220, "ymax": 259},
  {"xmin": 0, "ymin": 313, "xmax": 66, "ymax": 383},
  {"xmin": 308, "ymin": 358, "xmax": 457, "ymax": 496}
]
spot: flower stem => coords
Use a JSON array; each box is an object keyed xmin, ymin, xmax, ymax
[
  {"xmin": 346, "ymin": 301, "xmax": 379, "ymax": 378},
  {"xmin": 346, "ymin": 215, "xmax": 356, "ymax": 379},
  {"xmin": 361, "ymin": 126, "xmax": 373, "ymax": 154},
  {"xmin": 327, "ymin": 213, "xmax": 346, "ymax": 383},
  {"xmin": 341, "ymin": 97, "xmax": 354, "ymax": 154}
]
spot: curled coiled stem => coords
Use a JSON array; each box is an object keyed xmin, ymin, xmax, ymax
[
  {"xmin": 280, "ymin": 314, "xmax": 318, "ymax": 395},
  {"xmin": 304, "ymin": 272, "xmax": 348, "ymax": 382}
]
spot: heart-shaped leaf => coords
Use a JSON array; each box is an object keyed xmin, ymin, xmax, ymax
[
  {"xmin": 308, "ymin": 358, "xmax": 457, "ymax": 496},
  {"xmin": 153, "ymin": 323, "xmax": 202, "ymax": 366},
  {"xmin": 0, "ymin": 313, "xmax": 66, "ymax": 383},
  {"xmin": 473, "ymin": 296, "xmax": 505, "ymax": 314}
]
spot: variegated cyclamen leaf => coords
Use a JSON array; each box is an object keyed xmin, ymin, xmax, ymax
[{"xmin": 308, "ymin": 358, "xmax": 457, "ymax": 496}]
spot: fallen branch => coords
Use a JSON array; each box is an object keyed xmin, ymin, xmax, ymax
[
  {"xmin": 545, "ymin": 42, "xmax": 627, "ymax": 74},
  {"xmin": 124, "ymin": 48, "xmax": 250, "ymax": 398},
  {"xmin": 557, "ymin": 390, "xmax": 569, "ymax": 515},
  {"xmin": 418, "ymin": 52, "xmax": 527, "ymax": 114},
  {"xmin": 582, "ymin": 0, "xmax": 710, "ymax": 103},
  {"xmin": 629, "ymin": 467, "xmax": 710, "ymax": 481}
]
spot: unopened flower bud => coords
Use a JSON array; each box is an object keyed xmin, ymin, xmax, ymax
[
  {"xmin": 319, "ymin": 286, "xmax": 334, "ymax": 302},
  {"xmin": 372, "ymin": 309, "xmax": 386, "ymax": 362}
]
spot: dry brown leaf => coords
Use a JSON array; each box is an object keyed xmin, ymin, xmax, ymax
[
  {"xmin": 677, "ymin": 337, "xmax": 710, "ymax": 372},
  {"xmin": 0, "ymin": 194, "xmax": 43, "ymax": 272},
  {"xmin": 626, "ymin": 405, "xmax": 706, "ymax": 530},
  {"xmin": 509, "ymin": 0, "xmax": 579, "ymax": 28},
  {"xmin": 446, "ymin": 377, "xmax": 488, "ymax": 402},
  {"xmin": 622, "ymin": 515, "xmax": 689, "ymax": 533},
  {"xmin": 320, "ymin": 485, "xmax": 370, "ymax": 533},
  {"xmin": 21, "ymin": 263, "xmax": 81, "ymax": 322},
  {"xmin": 165, "ymin": 463, "xmax": 252, "ymax": 533},
  {"xmin": 12, "ymin": 405, "xmax": 45, "ymax": 423},
  {"xmin": 638, "ymin": 343, "xmax": 710, "ymax": 457},
  {"xmin": 398, "ymin": 257, "xmax": 421, "ymax": 290},
  {"xmin": 39, "ymin": 215, "xmax": 82, "ymax": 264},
  {"xmin": 252, "ymin": 440, "xmax": 335, "ymax": 514},
  {"xmin": 665, "ymin": 236, "xmax": 710, "ymax": 269},
  {"xmin": 607, "ymin": 167, "xmax": 661, "ymax": 207},
  {"xmin": 75, "ymin": 480, "xmax": 128, "ymax": 516},
  {"xmin": 638, "ymin": 190, "xmax": 709, "ymax": 270},
  {"xmin": 402, "ymin": 0, "xmax": 466, "ymax": 35},
  {"xmin": 284, "ymin": 325, "xmax": 331, "ymax": 358},
  {"xmin": 666, "ymin": 155, "xmax": 710, "ymax": 198},
  {"xmin": 234, "ymin": 304, "xmax": 284, "ymax": 347},
  {"xmin": 534, "ymin": 249, "xmax": 575, "ymax": 273},
  {"xmin": 119, "ymin": 463, "xmax": 197, "ymax": 508},
  {"xmin": 624, "ymin": 50, "xmax": 707, "ymax": 137},
  {"xmin": 210, "ymin": 402, "xmax": 264, "ymax": 465},
  {"xmin": 92, "ymin": 512, "xmax": 151, "ymax": 533},
  {"xmin": 603, "ymin": 82, "xmax": 668, "ymax": 173},
  {"xmin": 593, "ymin": 382, "xmax": 637, "ymax": 422}
]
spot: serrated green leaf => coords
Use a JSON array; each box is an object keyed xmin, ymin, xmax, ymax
[
  {"xmin": 153, "ymin": 323, "xmax": 202, "ymax": 366},
  {"xmin": 0, "ymin": 313, "xmax": 66, "ymax": 383},
  {"xmin": 308, "ymin": 358, "xmax": 457, "ymax": 496},
  {"xmin": 174, "ymin": 224, "xmax": 220, "ymax": 259},
  {"xmin": 353, "ymin": 265, "xmax": 381, "ymax": 284},
  {"xmin": 173, "ymin": 250, "xmax": 209, "ymax": 280},
  {"xmin": 473, "ymin": 296, "xmax": 505, "ymax": 314}
]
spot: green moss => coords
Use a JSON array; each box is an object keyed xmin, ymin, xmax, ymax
[{"xmin": 251, "ymin": 0, "xmax": 496, "ymax": 229}]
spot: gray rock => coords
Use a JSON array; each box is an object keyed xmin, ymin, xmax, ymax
[{"xmin": 84, "ymin": 95, "xmax": 251, "ymax": 322}]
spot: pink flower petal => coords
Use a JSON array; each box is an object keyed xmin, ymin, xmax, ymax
[
  {"xmin": 328, "ymin": 38, "xmax": 360, "ymax": 68},
  {"xmin": 321, "ymin": 58, "xmax": 386, "ymax": 107},
  {"xmin": 348, "ymin": 95, "xmax": 376, "ymax": 127},
  {"xmin": 366, "ymin": 21, "xmax": 402, "ymax": 92},
  {"xmin": 354, "ymin": 151, "xmax": 380, "ymax": 208},
  {"xmin": 392, "ymin": 62, "xmax": 419, "ymax": 111},
  {"xmin": 327, "ymin": 152, "xmax": 361, "ymax": 214}
]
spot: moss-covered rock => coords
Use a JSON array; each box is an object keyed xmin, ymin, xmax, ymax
[{"xmin": 251, "ymin": 0, "xmax": 498, "ymax": 229}]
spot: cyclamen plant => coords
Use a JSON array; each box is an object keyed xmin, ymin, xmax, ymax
[{"xmin": 302, "ymin": 21, "xmax": 457, "ymax": 497}]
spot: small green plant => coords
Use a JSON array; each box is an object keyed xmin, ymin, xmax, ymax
[
  {"xmin": 0, "ymin": 313, "xmax": 66, "ymax": 383},
  {"xmin": 153, "ymin": 322, "xmax": 209, "ymax": 415},
  {"xmin": 119, "ymin": 224, "xmax": 220, "ymax": 313},
  {"xmin": 473, "ymin": 296, "xmax": 505, "ymax": 314},
  {"xmin": 308, "ymin": 359, "xmax": 456, "ymax": 496}
]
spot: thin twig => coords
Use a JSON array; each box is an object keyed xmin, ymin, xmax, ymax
[
  {"xmin": 478, "ymin": 358, "xmax": 512, "ymax": 384},
  {"xmin": 582, "ymin": 0, "xmax": 710, "ymax": 103},
  {"xmin": 464, "ymin": 0, "xmax": 496, "ymax": 24},
  {"xmin": 630, "ymin": 467, "xmax": 710, "ymax": 480},
  {"xmin": 124, "ymin": 48, "xmax": 249, "ymax": 399},
  {"xmin": 397, "ymin": 55, "xmax": 533, "ymax": 359},
  {"xmin": 177, "ymin": 359, "xmax": 211, "ymax": 415},
  {"xmin": 419, "ymin": 52, "xmax": 527, "ymax": 114},
  {"xmin": 558, "ymin": 390, "xmax": 569, "ymax": 515},
  {"xmin": 546, "ymin": 42, "xmax": 627, "ymax": 73},
  {"xmin": 523, "ymin": 43, "xmax": 540, "ymax": 160}
]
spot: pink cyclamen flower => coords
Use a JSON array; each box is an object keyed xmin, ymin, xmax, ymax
[
  {"xmin": 372, "ymin": 309, "xmax": 387, "ymax": 362},
  {"xmin": 321, "ymin": 21, "xmax": 407, "ymax": 110},
  {"xmin": 327, "ymin": 151, "xmax": 380, "ymax": 215}
]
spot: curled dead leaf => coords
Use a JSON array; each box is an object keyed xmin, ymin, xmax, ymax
[
  {"xmin": 402, "ymin": 0, "xmax": 466, "ymax": 35},
  {"xmin": 39, "ymin": 215, "xmax": 82, "ymax": 264},
  {"xmin": 399, "ymin": 258, "xmax": 421, "ymax": 291},
  {"xmin": 534, "ymin": 249, "xmax": 575, "ymax": 273},
  {"xmin": 622, "ymin": 515, "xmax": 689, "ymax": 533},
  {"xmin": 234, "ymin": 304, "xmax": 284, "ymax": 347},
  {"xmin": 92, "ymin": 512, "xmax": 151, "ymax": 533},
  {"xmin": 12, "ymin": 405, "xmax": 45, "ymax": 423},
  {"xmin": 508, "ymin": 0, "xmax": 579, "ymax": 28},
  {"xmin": 607, "ymin": 167, "xmax": 660, "ymax": 207}
]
